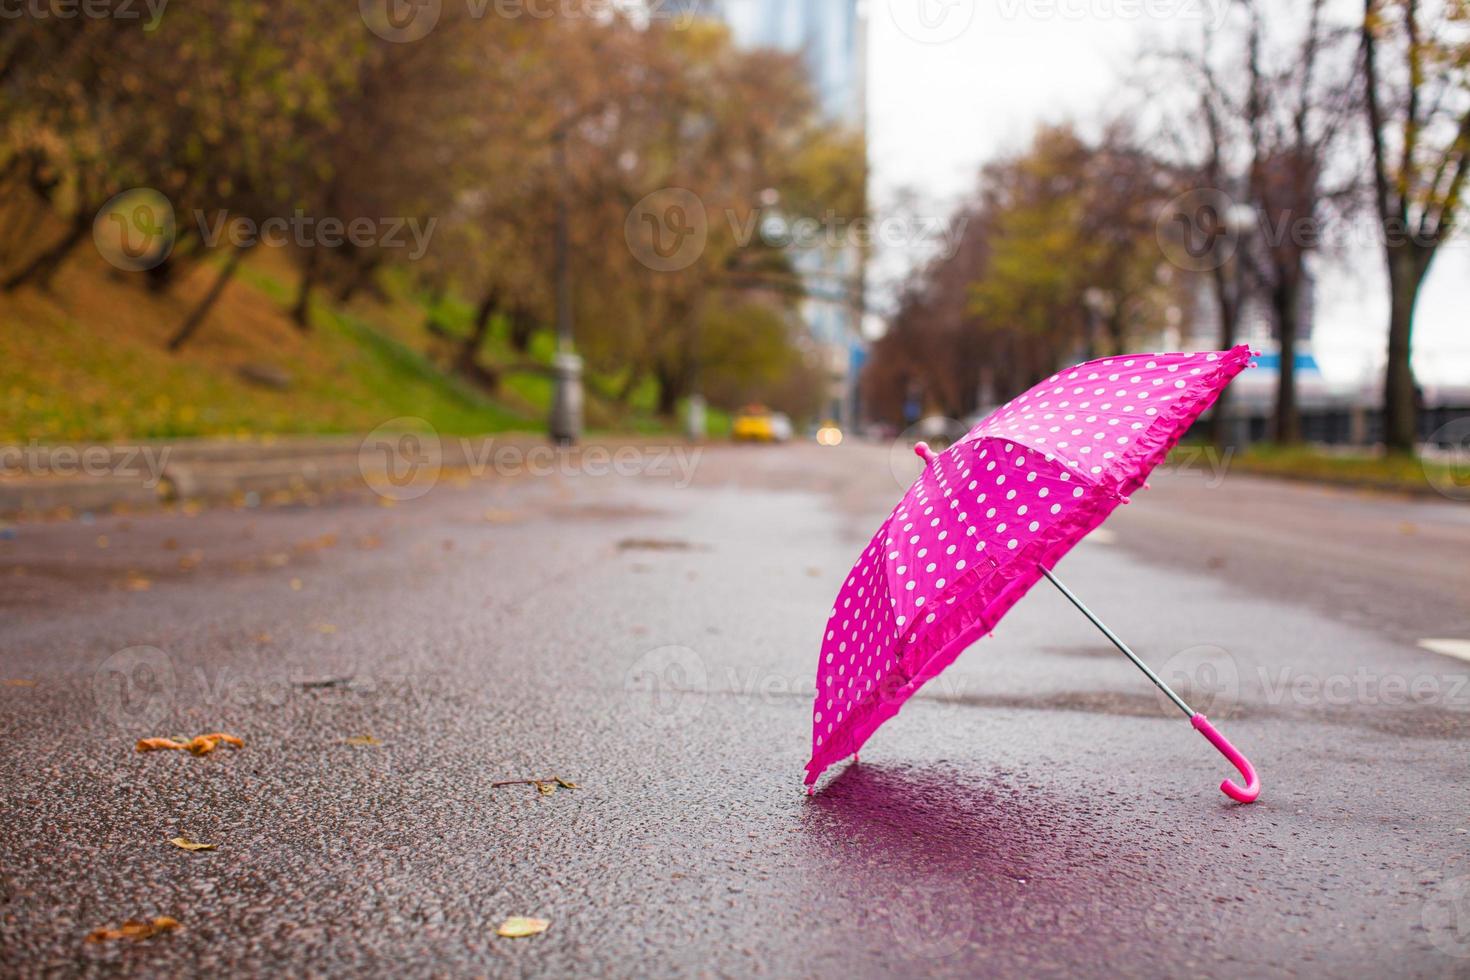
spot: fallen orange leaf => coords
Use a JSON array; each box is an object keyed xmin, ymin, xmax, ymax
[
  {"xmin": 136, "ymin": 737, "xmax": 187, "ymax": 752},
  {"xmin": 86, "ymin": 916, "xmax": 181, "ymax": 943},
  {"xmin": 136, "ymin": 733, "xmax": 243, "ymax": 755}
]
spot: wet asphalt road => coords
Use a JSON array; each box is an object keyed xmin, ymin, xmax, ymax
[{"xmin": 1, "ymin": 442, "xmax": 1469, "ymax": 978}]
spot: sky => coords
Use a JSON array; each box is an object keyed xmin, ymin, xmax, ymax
[{"xmin": 863, "ymin": 0, "xmax": 1470, "ymax": 390}]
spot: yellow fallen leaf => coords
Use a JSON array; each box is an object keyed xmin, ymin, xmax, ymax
[
  {"xmin": 136, "ymin": 737, "xmax": 188, "ymax": 752},
  {"xmin": 314, "ymin": 623, "xmax": 337, "ymax": 634},
  {"xmin": 86, "ymin": 916, "xmax": 181, "ymax": 943},
  {"xmin": 496, "ymin": 917, "xmax": 550, "ymax": 938},
  {"xmin": 342, "ymin": 735, "xmax": 380, "ymax": 746},
  {"xmin": 169, "ymin": 837, "xmax": 216, "ymax": 852},
  {"xmin": 137, "ymin": 732, "xmax": 244, "ymax": 755},
  {"xmin": 289, "ymin": 578, "xmax": 303, "ymax": 591},
  {"xmin": 186, "ymin": 732, "xmax": 244, "ymax": 755},
  {"xmin": 122, "ymin": 574, "xmax": 152, "ymax": 592},
  {"xmin": 492, "ymin": 776, "xmax": 579, "ymax": 795},
  {"xmin": 3, "ymin": 679, "xmax": 36, "ymax": 687}
]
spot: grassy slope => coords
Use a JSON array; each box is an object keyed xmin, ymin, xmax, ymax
[
  {"xmin": 0, "ymin": 246, "xmax": 689, "ymax": 442},
  {"xmin": 1227, "ymin": 444, "xmax": 1462, "ymax": 498}
]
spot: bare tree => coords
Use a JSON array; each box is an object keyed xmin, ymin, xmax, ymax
[
  {"xmin": 1240, "ymin": 0, "xmax": 1358, "ymax": 445},
  {"xmin": 1362, "ymin": 0, "xmax": 1470, "ymax": 452}
]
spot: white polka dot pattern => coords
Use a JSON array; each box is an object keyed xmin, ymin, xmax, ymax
[{"xmin": 805, "ymin": 345, "xmax": 1254, "ymax": 787}]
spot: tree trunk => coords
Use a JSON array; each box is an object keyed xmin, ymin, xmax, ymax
[
  {"xmin": 457, "ymin": 289, "xmax": 499, "ymax": 375},
  {"xmin": 1270, "ymin": 271, "xmax": 1301, "ymax": 445},
  {"xmin": 1, "ymin": 211, "xmax": 91, "ymax": 292},
  {"xmin": 507, "ymin": 306, "xmax": 536, "ymax": 353},
  {"xmin": 291, "ymin": 249, "xmax": 319, "ymax": 330},
  {"xmin": 1382, "ymin": 249, "xmax": 1423, "ymax": 453},
  {"xmin": 1208, "ymin": 265, "xmax": 1241, "ymax": 450},
  {"xmin": 654, "ymin": 361, "xmax": 685, "ymax": 418},
  {"xmin": 336, "ymin": 256, "xmax": 380, "ymax": 303},
  {"xmin": 167, "ymin": 246, "xmax": 251, "ymax": 352}
]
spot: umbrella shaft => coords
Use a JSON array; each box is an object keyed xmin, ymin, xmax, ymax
[{"xmin": 1039, "ymin": 566, "xmax": 1195, "ymax": 719}]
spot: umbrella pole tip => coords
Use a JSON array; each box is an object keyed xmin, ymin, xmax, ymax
[{"xmin": 1192, "ymin": 713, "xmax": 1260, "ymax": 804}]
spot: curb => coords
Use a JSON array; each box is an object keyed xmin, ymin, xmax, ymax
[{"xmin": 0, "ymin": 432, "xmax": 694, "ymax": 519}]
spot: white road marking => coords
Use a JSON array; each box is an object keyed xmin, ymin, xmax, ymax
[{"xmin": 1418, "ymin": 638, "xmax": 1470, "ymax": 662}]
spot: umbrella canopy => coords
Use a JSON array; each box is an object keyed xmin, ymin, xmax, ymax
[{"xmin": 806, "ymin": 345, "xmax": 1256, "ymax": 790}]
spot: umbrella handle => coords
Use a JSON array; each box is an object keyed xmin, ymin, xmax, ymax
[{"xmin": 1191, "ymin": 714, "xmax": 1260, "ymax": 804}]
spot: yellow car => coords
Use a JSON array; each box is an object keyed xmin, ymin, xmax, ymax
[{"xmin": 732, "ymin": 406, "xmax": 778, "ymax": 442}]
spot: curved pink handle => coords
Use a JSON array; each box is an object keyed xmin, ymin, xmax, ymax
[
  {"xmin": 1191, "ymin": 713, "xmax": 1260, "ymax": 804},
  {"xmin": 914, "ymin": 442, "xmax": 937, "ymax": 463}
]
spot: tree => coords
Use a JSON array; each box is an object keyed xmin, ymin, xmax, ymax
[
  {"xmin": 1239, "ymin": 0, "xmax": 1358, "ymax": 445},
  {"xmin": 1362, "ymin": 0, "xmax": 1470, "ymax": 452}
]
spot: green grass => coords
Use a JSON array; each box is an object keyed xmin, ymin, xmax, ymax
[
  {"xmin": 2, "ymin": 247, "xmax": 688, "ymax": 442},
  {"xmin": 1183, "ymin": 443, "xmax": 1463, "ymax": 498}
]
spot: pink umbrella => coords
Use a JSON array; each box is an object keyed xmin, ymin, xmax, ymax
[{"xmin": 806, "ymin": 345, "xmax": 1260, "ymax": 803}]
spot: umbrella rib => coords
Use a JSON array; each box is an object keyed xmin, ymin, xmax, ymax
[{"xmin": 1039, "ymin": 565, "xmax": 1194, "ymax": 718}]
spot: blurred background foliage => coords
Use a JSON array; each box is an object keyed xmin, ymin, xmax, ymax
[{"xmin": 0, "ymin": 2, "xmax": 865, "ymax": 441}]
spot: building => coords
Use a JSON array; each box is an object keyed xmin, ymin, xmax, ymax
[{"xmin": 696, "ymin": 0, "xmax": 870, "ymax": 427}]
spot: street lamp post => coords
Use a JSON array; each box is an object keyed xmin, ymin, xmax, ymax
[{"xmin": 548, "ymin": 126, "xmax": 583, "ymax": 446}]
